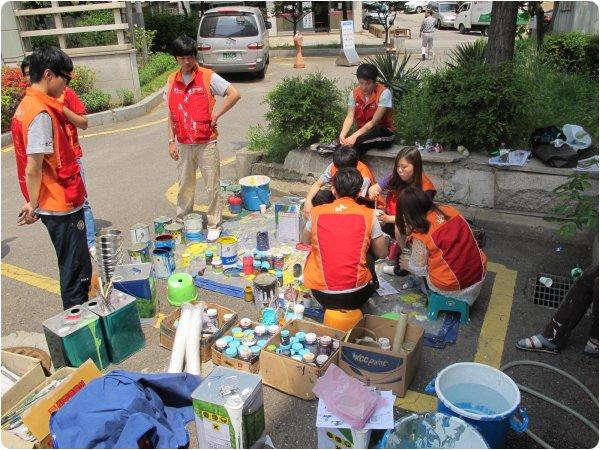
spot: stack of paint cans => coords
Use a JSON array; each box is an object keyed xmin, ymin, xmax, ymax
[
  {"xmin": 154, "ymin": 216, "xmax": 172, "ymax": 235},
  {"xmin": 165, "ymin": 222, "xmax": 185, "ymax": 245},
  {"xmin": 95, "ymin": 229, "xmax": 124, "ymax": 283},
  {"xmin": 184, "ymin": 213, "xmax": 204, "ymax": 242},
  {"xmin": 152, "ymin": 234, "xmax": 175, "ymax": 279}
]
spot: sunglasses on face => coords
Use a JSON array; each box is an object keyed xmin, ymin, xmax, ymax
[{"xmin": 52, "ymin": 70, "xmax": 72, "ymax": 85}]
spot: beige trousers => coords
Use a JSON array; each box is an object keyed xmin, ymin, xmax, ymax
[{"xmin": 175, "ymin": 141, "xmax": 222, "ymax": 229}]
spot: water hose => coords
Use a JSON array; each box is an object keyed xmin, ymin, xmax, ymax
[{"xmin": 500, "ymin": 360, "xmax": 599, "ymax": 449}]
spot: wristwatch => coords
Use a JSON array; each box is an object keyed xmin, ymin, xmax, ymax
[{"xmin": 168, "ymin": 138, "xmax": 175, "ymax": 144}]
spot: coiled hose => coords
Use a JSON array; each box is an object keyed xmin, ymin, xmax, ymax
[{"xmin": 500, "ymin": 360, "xmax": 599, "ymax": 449}]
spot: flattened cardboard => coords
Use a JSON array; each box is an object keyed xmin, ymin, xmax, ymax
[
  {"xmin": 1, "ymin": 351, "xmax": 46, "ymax": 416},
  {"xmin": 338, "ymin": 315, "xmax": 423, "ymax": 397}
]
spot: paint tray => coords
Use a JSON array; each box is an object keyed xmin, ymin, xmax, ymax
[{"xmin": 112, "ymin": 263, "xmax": 154, "ymax": 299}]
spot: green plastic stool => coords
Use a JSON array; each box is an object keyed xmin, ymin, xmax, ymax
[{"xmin": 427, "ymin": 291, "xmax": 469, "ymax": 324}]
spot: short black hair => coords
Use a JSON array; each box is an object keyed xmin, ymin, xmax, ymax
[
  {"xmin": 332, "ymin": 146, "xmax": 359, "ymax": 170},
  {"xmin": 333, "ymin": 167, "xmax": 363, "ymax": 199},
  {"xmin": 21, "ymin": 54, "xmax": 33, "ymax": 76},
  {"xmin": 356, "ymin": 63, "xmax": 378, "ymax": 82},
  {"xmin": 171, "ymin": 35, "xmax": 197, "ymax": 57},
  {"xmin": 28, "ymin": 46, "xmax": 73, "ymax": 84}
]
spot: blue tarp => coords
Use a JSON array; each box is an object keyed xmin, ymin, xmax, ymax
[{"xmin": 49, "ymin": 370, "xmax": 201, "ymax": 449}]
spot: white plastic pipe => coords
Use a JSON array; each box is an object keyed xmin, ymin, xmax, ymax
[
  {"xmin": 168, "ymin": 303, "xmax": 192, "ymax": 373},
  {"xmin": 185, "ymin": 302, "xmax": 204, "ymax": 375},
  {"xmin": 392, "ymin": 312, "xmax": 408, "ymax": 353}
]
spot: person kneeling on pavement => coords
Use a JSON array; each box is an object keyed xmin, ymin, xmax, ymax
[
  {"xmin": 395, "ymin": 186, "xmax": 487, "ymax": 306},
  {"xmin": 301, "ymin": 168, "xmax": 389, "ymax": 310}
]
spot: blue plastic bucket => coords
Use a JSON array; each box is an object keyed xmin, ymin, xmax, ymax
[
  {"xmin": 239, "ymin": 175, "xmax": 271, "ymax": 211},
  {"xmin": 428, "ymin": 362, "xmax": 528, "ymax": 448}
]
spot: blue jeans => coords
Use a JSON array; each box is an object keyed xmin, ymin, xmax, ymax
[{"xmin": 77, "ymin": 157, "xmax": 96, "ymax": 248}]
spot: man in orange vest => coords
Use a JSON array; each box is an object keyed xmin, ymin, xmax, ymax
[
  {"xmin": 165, "ymin": 36, "xmax": 241, "ymax": 242},
  {"xmin": 339, "ymin": 63, "xmax": 395, "ymax": 158},
  {"xmin": 12, "ymin": 47, "xmax": 90, "ymax": 310},
  {"xmin": 301, "ymin": 168, "xmax": 389, "ymax": 310}
]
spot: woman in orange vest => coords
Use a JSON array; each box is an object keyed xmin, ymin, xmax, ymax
[
  {"xmin": 395, "ymin": 187, "xmax": 487, "ymax": 305},
  {"xmin": 339, "ymin": 63, "xmax": 395, "ymax": 158},
  {"xmin": 301, "ymin": 168, "xmax": 389, "ymax": 310}
]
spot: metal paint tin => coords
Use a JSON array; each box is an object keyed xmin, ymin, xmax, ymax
[
  {"xmin": 165, "ymin": 222, "xmax": 185, "ymax": 245},
  {"xmin": 155, "ymin": 234, "xmax": 174, "ymax": 250},
  {"xmin": 152, "ymin": 248, "xmax": 175, "ymax": 279},
  {"xmin": 154, "ymin": 216, "xmax": 172, "ymax": 235},
  {"xmin": 218, "ymin": 236, "xmax": 238, "ymax": 266},
  {"xmin": 128, "ymin": 242, "xmax": 150, "ymax": 264},
  {"xmin": 183, "ymin": 213, "xmax": 204, "ymax": 232},
  {"xmin": 130, "ymin": 222, "xmax": 151, "ymax": 245}
]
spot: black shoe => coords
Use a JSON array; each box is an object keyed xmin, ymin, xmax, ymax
[
  {"xmin": 394, "ymin": 264, "xmax": 409, "ymax": 277},
  {"xmin": 371, "ymin": 273, "xmax": 380, "ymax": 291},
  {"xmin": 422, "ymin": 54, "xmax": 426, "ymax": 61}
]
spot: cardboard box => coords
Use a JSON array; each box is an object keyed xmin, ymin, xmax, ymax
[
  {"xmin": 1, "ymin": 351, "xmax": 46, "ymax": 417},
  {"xmin": 192, "ymin": 367, "xmax": 265, "ymax": 449},
  {"xmin": 211, "ymin": 321, "xmax": 269, "ymax": 374},
  {"xmin": 20, "ymin": 360, "xmax": 102, "ymax": 447},
  {"xmin": 275, "ymin": 197, "xmax": 306, "ymax": 244},
  {"xmin": 338, "ymin": 315, "xmax": 423, "ymax": 397},
  {"xmin": 160, "ymin": 302, "xmax": 237, "ymax": 362},
  {"xmin": 258, "ymin": 319, "xmax": 346, "ymax": 400}
]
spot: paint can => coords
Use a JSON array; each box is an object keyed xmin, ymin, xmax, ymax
[
  {"xmin": 183, "ymin": 213, "xmax": 204, "ymax": 232},
  {"xmin": 165, "ymin": 222, "xmax": 185, "ymax": 245},
  {"xmin": 154, "ymin": 216, "xmax": 172, "ymax": 235},
  {"xmin": 253, "ymin": 273, "xmax": 278, "ymax": 308},
  {"xmin": 128, "ymin": 242, "xmax": 150, "ymax": 264},
  {"xmin": 244, "ymin": 286, "xmax": 254, "ymax": 303},
  {"xmin": 152, "ymin": 248, "xmax": 175, "ymax": 279},
  {"xmin": 154, "ymin": 234, "xmax": 174, "ymax": 250},
  {"xmin": 218, "ymin": 236, "xmax": 238, "ymax": 266},
  {"xmin": 130, "ymin": 222, "xmax": 151, "ymax": 245},
  {"xmin": 242, "ymin": 256, "xmax": 254, "ymax": 275}
]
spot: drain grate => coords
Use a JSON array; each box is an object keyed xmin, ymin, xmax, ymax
[{"xmin": 528, "ymin": 273, "xmax": 573, "ymax": 309}]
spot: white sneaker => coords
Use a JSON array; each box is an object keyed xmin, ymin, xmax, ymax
[{"xmin": 206, "ymin": 228, "xmax": 221, "ymax": 242}]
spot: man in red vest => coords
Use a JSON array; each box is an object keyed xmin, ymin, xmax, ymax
[
  {"xmin": 12, "ymin": 47, "xmax": 90, "ymax": 310},
  {"xmin": 339, "ymin": 63, "xmax": 395, "ymax": 158},
  {"xmin": 165, "ymin": 36, "xmax": 241, "ymax": 242}
]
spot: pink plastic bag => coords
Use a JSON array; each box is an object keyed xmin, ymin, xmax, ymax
[{"xmin": 313, "ymin": 363, "xmax": 385, "ymax": 429}]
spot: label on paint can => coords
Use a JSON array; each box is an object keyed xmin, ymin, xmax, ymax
[
  {"xmin": 218, "ymin": 236, "xmax": 238, "ymax": 266},
  {"xmin": 128, "ymin": 242, "xmax": 150, "ymax": 263},
  {"xmin": 153, "ymin": 248, "xmax": 174, "ymax": 279},
  {"xmin": 154, "ymin": 216, "xmax": 172, "ymax": 234},
  {"xmin": 131, "ymin": 222, "xmax": 150, "ymax": 244},
  {"xmin": 165, "ymin": 223, "xmax": 185, "ymax": 245}
]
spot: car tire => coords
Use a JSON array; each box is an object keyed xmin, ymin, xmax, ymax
[
  {"xmin": 416, "ymin": 6, "xmax": 423, "ymax": 13},
  {"xmin": 436, "ymin": 20, "xmax": 441, "ymax": 28},
  {"xmin": 255, "ymin": 61, "xmax": 267, "ymax": 79},
  {"xmin": 481, "ymin": 26, "xmax": 489, "ymax": 36},
  {"xmin": 458, "ymin": 23, "xmax": 466, "ymax": 34}
]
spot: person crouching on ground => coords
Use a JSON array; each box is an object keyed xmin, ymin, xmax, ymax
[
  {"xmin": 395, "ymin": 186, "xmax": 487, "ymax": 306},
  {"xmin": 301, "ymin": 168, "xmax": 389, "ymax": 310}
]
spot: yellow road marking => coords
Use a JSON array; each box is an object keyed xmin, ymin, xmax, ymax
[
  {"xmin": 1, "ymin": 117, "xmax": 168, "ymax": 153},
  {"xmin": 1, "ymin": 262, "xmax": 60, "ymax": 295},
  {"xmin": 165, "ymin": 156, "xmax": 237, "ymax": 217}
]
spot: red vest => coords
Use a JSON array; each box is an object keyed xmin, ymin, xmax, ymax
[
  {"xmin": 353, "ymin": 83, "xmax": 395, "ymax": 131},
  {"xmin": 11, "ymin": 87, "xmax": 86, "ymax": 211},
  {"xmin": 60, "ymin": 87, "xmax": 86, "ymax": 158},
  {"xmin": 304, "ymin": 197, "xmax": 374, "ymax": 291},
  {"xmin": 166, "ymin": 66, "xmax": 217, "ymax": 144},
  {"xmin": 411, "ymin": 205, "xmax": 487, "ymax": 292}
]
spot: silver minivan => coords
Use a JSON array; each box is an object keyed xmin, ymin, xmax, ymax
[
  {"xmin": 196, "ymin": 6, "xmax": 271, "ymax": 78},
  {"xmin": 427, "ymin": 1, "xmax": 458, "ymax": 28}
]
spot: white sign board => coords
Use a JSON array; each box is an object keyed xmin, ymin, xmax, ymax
[
  {"xmin": 337, "ymin": 20, "xmax": 360, "ymax": 66},
  {"xmin": 302, "ymin": 2, "xmax": 313, "ymax": 28}
]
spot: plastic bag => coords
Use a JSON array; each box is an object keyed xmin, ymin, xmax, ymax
[
  {"xmin": 312, "ymin": 363, "xmax": 384, "ymax": 429},
  {"xmin": 562, "ymin": 124, "xmax": 592, "ymax": 151}
]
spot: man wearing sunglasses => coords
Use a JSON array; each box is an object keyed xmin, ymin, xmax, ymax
[{"xmin": 11, "ymin": 46, "xmax": 91, "ymax": 311}]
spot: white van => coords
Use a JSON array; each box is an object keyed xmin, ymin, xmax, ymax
[
  {"xmin": 454, "ymin": 1, "xmax": 529, "ymax": 35},
  {"xmin": 196, "ymin": 6, "xmax": 271, "ymax": 79}
]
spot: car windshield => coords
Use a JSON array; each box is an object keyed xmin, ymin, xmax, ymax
[
  {"xmin": 200, "ymin": 13, "xmax": 258, "ymax": 38},
  {"xmin": 439, "ymin": 3, "xmax": 457, "ymax": 12}
]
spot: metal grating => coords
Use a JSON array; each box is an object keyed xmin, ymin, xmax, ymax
[{"xmin": 528, "ymin": 273, "xmax": 573, "ymax": 309}]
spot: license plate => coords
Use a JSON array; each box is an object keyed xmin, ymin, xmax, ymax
[{"xmin": 222, "ymin": 52, "xmax": 237, "ymax": 60}]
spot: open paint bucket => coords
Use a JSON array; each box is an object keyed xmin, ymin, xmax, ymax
[
  {"xmin": 430, "ymin": 362, "xmax": 528, "ymax": 448},
  {"xmin": 381, "ymin": 412, "xmax": 489, "ymax": 448},
  {"xmin": 239, "ymin": 175, "xmax": 270, "ymax": 211}
]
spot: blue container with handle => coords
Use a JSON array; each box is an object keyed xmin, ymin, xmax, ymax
[
  {"xmin": 425, "ymin": 362, "xmax": 528, "ymax": 448},
  {"xmin": 239, "ymin": 175, "xmax": 271, "ymax": 211}
]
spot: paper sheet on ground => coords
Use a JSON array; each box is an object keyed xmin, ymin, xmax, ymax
[
  {"xmin": 316, "ymin": 390, "xmax": 395, "ymax": 430},
  {"xmin": 575, "ymin": 155, "xmax": 599, "ymax": 172},
  {"xmin": 376, "ymin": 278, "xmax": 399, "ymax": 296},
  {"xmin": 489, "ymin": 150, "xmax": 531, "ymax": 167}
]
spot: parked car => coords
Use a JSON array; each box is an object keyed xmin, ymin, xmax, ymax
[
  {"xmin": 543, "ymin": 9, "xmax": 553, "ymax": 30},
  {"xmin": 196, "ymin": 6, "xmax": 270, "ymax": 79},
  {"xmin": 427, "ymin": 1, "xmax": 458, "ymax": 28},
  {"xmin": 363, "ymin": 10, "xmax": 396, "ymax": 29},
  {"xmin": 404, "ymin": 0, "xmax": 429, "ymax": 14}
]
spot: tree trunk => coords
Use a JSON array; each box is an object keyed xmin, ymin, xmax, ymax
[
  {"xmin": 535, "ymin": 9, "xmax": 544, "ymax": 49},
  {"xmin": 548, "ymin": 1, "xmax": 559, "ymax": 33},
  {"xmin": 485, "ymin": 2, "xmax": 518, "ymax": 65}
]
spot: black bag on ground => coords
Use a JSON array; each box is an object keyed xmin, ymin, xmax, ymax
[
  {"xmin": 530, "ymin": 126, "xmax": 566, "ymax": 148},
  {"xmin": 532, "ymin": 143, "xmax": 578, "ymax": 168}
]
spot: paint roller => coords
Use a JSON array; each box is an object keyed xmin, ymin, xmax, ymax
[{"xmin": 392, "ymin": 312, "xmax": 408, "ymax": 353}]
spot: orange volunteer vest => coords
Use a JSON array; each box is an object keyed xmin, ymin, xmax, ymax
[
  {"xmin": 304, "ymin": 197, "xmax": 374, "ymax": 291},
  {"xmin": 411, "ymin": 205, "xmax": 487, "ymax": 292},
  {"xmin": 353, "ymin": 83, "xmax": 395, "ymax": 131}
]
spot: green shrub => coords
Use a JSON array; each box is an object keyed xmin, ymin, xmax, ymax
[
  {"xmin": 66, "ymin": 9, "xmax": 117, "ymax": 48},
  {"xmin": 138, "ymin": 52, "xmax": 177, "ymax": 87},
  {"xmin": 447, "ymin": 39, "xmax": 486, "ymax": 69},
  {"xmin": 394, "ymin": 73, "xmax": 434, "ymax": 143},
  {"xmin": 70, "ymin": 66, "xmax": 97, "ymax": 96},
  {"xmin": 117, "ymin": 88, "xmax": 134, "ymax": 107},
  {"xmin": 552, "ymin": 173, "xmax": 598, "ymax": 236},
  {"xmin": 264, "ymin": 72, "xmax": 345, "ymax": 149},
  {"xmin": 144, "ymin": 12, "xmax": 199, "ymax": 53},
  {"xmin": 30, "ymin": 35, "xmax": 60, "ymax": 49},
  {"xmin": 541, "ymin": 32, "xmax": 599, "ymax": 79},
  {"xmin": 247, "ymin": 124, "xmax": 295, "ymax": 163},
  {"xmin": 363, "ymin": 53, "xmax": 420, "ymax": 103},
  {"xmin": 80, "ymin": 89, "xmax": 111, "ymax": 113}
]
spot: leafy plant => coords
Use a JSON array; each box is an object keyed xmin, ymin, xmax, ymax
[
  {"xmin": 138, "ymin": 52, "xmax": 177, "ymax": 87},
  {"xmin": 364, "ymin": 53, "xmax": 420, "ymax": 102},
  {"xmin": 70, "ymin": 66, "xmax": 97, "ymax": 96},
  {"xmin": 144, "ymin": 12, "xmax": 199, "ymax": 53},
  {"xmin": 116, "ymin": 88, "xmax": 134, "ymax": 107},
  {"xmin": 247, "ymin": 124, "xmax": 295, "ymax": 163},
  {"xmin": 552, "ymin": 173, "xmax": 599, "ymax": 236},
  {"xmin": 270, "ymin": 2, "xmax": 312, "ymax": 35},
  {"xmin": 66, "ymin": 9, "xmax": 117, "ymax": 48},
  {"xmin": 134, "ymin": 26, "xmax": 157, "ymax": 66},
  {"xmin": 447, "ymin": 39, "xmax": 487, "ymax": 70},
  {"xmin": 394, "ymin": 71, "xmax": 433, "ymax": 143},
  {"xmin": 80, "ymin": 89, "xmax": 111, "ymax": 113},
  {"xmin": 541, "ymin": 32, "xmax": 599, "ymax": 79},
  {"xmin": 1, "ymin": 67, "xmax": 28, "ymax": 132}
]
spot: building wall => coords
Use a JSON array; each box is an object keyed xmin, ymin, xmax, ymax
[
  {"xmin": 1, "ymin": 2, "xmax": 25, "ymax": 64},
  {"xmin": 552, "ymin": 1, "xmax": 599, "ymax": 34}
]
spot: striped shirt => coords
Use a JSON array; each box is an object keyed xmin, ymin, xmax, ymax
[{"xmin": 420, "ymin": 17, "xmax": 437, "ymax": 33}]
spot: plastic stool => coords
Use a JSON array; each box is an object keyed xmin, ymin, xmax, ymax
[
  {"xmin": 323, "ymin": 308, "xmax": 363, "ymax": 332},
  {"xmin": 427, "ymin": 291, "xmax": 469, "ymax": 324}
]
